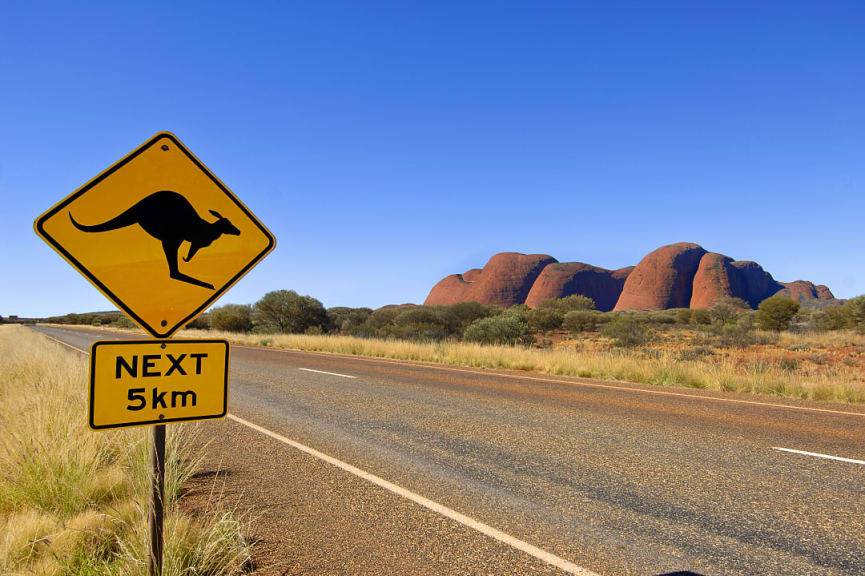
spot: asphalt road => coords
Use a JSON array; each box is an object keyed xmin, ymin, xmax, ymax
[{"xmin": 32, "ymin": 325, "xmax": 865, "ymax": 576}]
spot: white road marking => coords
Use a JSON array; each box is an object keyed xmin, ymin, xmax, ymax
[
  {"xmin": 31, "ymin": 329, "xmax": 598, "ymax": 575},
  {"xmin": 298, "ymin": 367, "xmax": 356, "ymax": 379},
  {"xmin": 772, "ymin": 447, "xmax": 865, "ymax": 465},
  {"xmin": 227, "ymin": 413, "xmax": 599, "ymax": 576}
]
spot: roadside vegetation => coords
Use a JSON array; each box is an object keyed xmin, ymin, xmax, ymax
[
  {"xmin": 34, "ymin": 291, "xmax": 865, "ymax": 404},
  {"xmin": 0, "ymin": 325, "xmax": 250, "ymax": 575}
]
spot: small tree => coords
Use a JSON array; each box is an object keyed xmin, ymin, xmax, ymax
[
  {"xmin": 562, "ymin": 310, "xmax": 598, "ymax": 334},
  {"xmin": 463, "ymin": 313, "xmax": 529, "ymax": 346},
  {"xmin": 526, "ymin": 308, "xmax": 563, "ymax": 332},
  {"xmin": 602, "ymin": 314, "xmax": 651, "ymax": 347},
  {"xmin": 538, "ymin": 295, "xmax": 596, "ymax": 313},
  {"xmin": 843, "ymin": 296, "xmax": 865, "ymax": 333},
  {"xmin": 210, "ymin": 304, "xmax": 252, "ymax": 332},
  {"xmin": 252, "ymin": 290, "xmax": 327, "ymax": 334},
  {"xmin": 756, "ymin": 297, "xmax": 800, "ymax": 331}
]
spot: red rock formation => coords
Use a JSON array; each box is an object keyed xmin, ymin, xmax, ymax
[
  {"xmin": 525, "ymin": 262, "xmax": 631, "ymax": 311},
  {"xmin": 690, "ymin": 253, "xmax": 746, "ymax": 309},
  {"xmin": 462, "ymin": 268, "xmax": 483, "ymax": 282},
  {"xmin": 775, "ymin": 281, "xmax": 837, "ymax": 303},
  {"xmin": 426, "ymin": 246, "xmax": 833, "ymax": 311},
  {"xmin": 424, "ymin": 254, "xmax": 556, "ymax": 307},
  {"xmin": 817, "ymin": 285, "xmax": 835, "ymax": 300},
  {"xmin": 730, "ymin": 261, "xmax": 781, "ymax": 308},
  {"xmin": 471, "ymin": 253, "xmax": 557, "ymax": 307},
  {"xmin": 614, "ymin": 243, "xmax": 707, "ymax": 310},
  {"xmin": 424, "ymin": 273, "xmax": 477, "ymax": 306}
]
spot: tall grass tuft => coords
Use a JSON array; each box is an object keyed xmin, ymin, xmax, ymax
[{"xmin": 0, "ymin": 325, "xmax": 251, "ymax": 575}]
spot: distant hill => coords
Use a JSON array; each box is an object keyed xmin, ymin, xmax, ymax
[{"xmin": 425, "ymin": 242, "xmax": 839, "ymax": 311}]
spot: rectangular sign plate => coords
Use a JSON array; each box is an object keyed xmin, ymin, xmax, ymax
[{"xmin": 89, "ymin": 339, "xmax": 229, "ymax": 430}]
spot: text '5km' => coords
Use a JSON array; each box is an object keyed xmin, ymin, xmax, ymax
[{"xmin": 89, "ymin": 339, "xmax": 229, "ymax": 430}]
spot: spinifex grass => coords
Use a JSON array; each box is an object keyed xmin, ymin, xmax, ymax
[{"xmin": 0, "ymin": 325, "xmax": 250, "ymax": 575}]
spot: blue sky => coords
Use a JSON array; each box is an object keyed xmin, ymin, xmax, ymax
[{"xmin": 2, "ymin": 1, "xmax": 863, "ymax": 317}]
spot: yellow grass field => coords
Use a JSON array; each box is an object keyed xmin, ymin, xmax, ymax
[
  {"xmin": 0, "ymin": 325, "xmax": 250, "ymax": 575},
  {"xmin": 202, "ymin": 328, "xmax": 865, "ymax": 403},
  {"xmin": 60, "ymin": 323, "xmax": 865, "ymax": 404}
]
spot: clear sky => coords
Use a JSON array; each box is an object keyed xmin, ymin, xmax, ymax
[{"xmin": 2, "ymin": 1, "xmax": 863, "ymax": 317}]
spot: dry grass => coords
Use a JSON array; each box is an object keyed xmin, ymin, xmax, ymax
[
  {"xmin": 47, "ymin": 323, "xmax": 865, "ymax": 404},
  {"xmin": 191, "ymin": 327, "xmax": 865, "ymax": 404},
  {"xmin": 0, "ymin": 325, "xmax": 251, "ymax": 575}
]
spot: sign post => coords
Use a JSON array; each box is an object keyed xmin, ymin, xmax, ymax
[
  {"xmin": 34, "ymin": 132, "xmax": 275, "ymax": 575},
  {"xmin": 149, "ymin": 424, "xmax": 165, "ymax": 576}
]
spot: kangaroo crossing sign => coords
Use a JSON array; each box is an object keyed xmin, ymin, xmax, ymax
[{"xmin": 34, "ymin": 132, "xmax": 275, "ymax": 338}]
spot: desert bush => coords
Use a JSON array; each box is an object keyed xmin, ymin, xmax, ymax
[
  {"xmin": 843, "ymin": 296, "xmax": 865, "ymax": 333},
  {"xmin": 526, "ymin": 307, "xmax": 563, "ymax": 332},
  {"xmin": 645, "ymin": 310, "xmax": 677, "ymax": 325},
  {"xmin": 710, "ymin": 299, "xmax": 747, "ymax": 325},
  {"xmin": 365, "ymin": 307, "xmax": 403, "ymax": 331},
  {"xmin": 537, "ymin": 294, "xmax": 595, "ymax": 313},
  {"xmin": 562, "ymin": 310, "xmax": 599, "ymax": 334},
  {"xmin": 674, "ymin": 309, "xmax": 693, "ymax": 325},
  {"xmin": 602, "ymin": 314, "xmax": 652, "ymax": 347},
  {"xmin": 756, "ymin": 297, "xmax": 800, "ymax": 331},
  {"xmin": 387, "ymin": 307, "xmax": 451, "ymax": 340},
  {"xmin": 209, "ymin": 304, "xmax": 253, "ymax": 333},
  {"xmin": 690, "ymin": 309, "xmax": 712, "ymax": 326},
  {"xmin": 112, "ymin": 316, "xmax": 137, "ymax": 329},
  {"xmin": 447, "ymin": 302, "xmax": 497, "ymax": 332},
  {"xmin": 327, "ymin": 307, "xmax": 373, "ymax": 334},
  {"xmin": 253, "ymin": 290, "xmax": 327, "ymax": 334},
  {"xmin": 463, "ymin": 313, "xmax": 529, "ymax": 346},
  {"xmin": 186, "ymin": 312, "xmax": 211, "ymax": 330},
  {"xmin": 715, "ymin": 323, "xmax": 757, "ymax": 349}
]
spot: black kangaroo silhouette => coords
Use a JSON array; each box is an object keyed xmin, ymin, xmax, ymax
[{"xmin": 69, "ymin": 190, "xmax": 240, "ymax": 290}]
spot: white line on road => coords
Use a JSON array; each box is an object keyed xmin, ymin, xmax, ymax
[
  {"xmin": 32, "ymin": 329, "xmax": 598, "ymax": 575},
  {"xmin": 227, "ymin": 414, "xmax": 599, "ymax": 576},
  {"xmin": 298, "ymin": 367, "xmax": 356, "ymax": 379},
  {"xmin": 772, "ymin": 447, "xmax": 865, "ymax": 465}
]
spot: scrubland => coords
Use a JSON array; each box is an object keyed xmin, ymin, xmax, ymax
[
  {"xmin": 0, "ymin": 325, "xmax": 250, "ymax": 575},
  {"xmin": 192, "ymin": 327, "xmax": 865, "ymax": 404}
]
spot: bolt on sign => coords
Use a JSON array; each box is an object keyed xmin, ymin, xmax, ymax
[
  {"xmin": 89, "ymin": 339, "xmax": 229, "ymax": 430},
  {"xmin": 34, "ymin": 132, "xmax": 275, "ymax": 339}
]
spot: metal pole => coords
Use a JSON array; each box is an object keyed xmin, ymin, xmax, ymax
[{"xmin": 148, "ymin": 424, "xmax": 166, "ymax": 576}]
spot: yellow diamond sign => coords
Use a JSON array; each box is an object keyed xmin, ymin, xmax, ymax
[{"xmin": 35, "ymin": 132, "xmax": 275, "ymax": 338}]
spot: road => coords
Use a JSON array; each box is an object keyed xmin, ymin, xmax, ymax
[{"xmin": 32, "ymin": 325, "xmax": 865, "ymax": 576}]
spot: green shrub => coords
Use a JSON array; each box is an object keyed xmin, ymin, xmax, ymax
[
  {"xmin": 252, "ymin": 290, "xmax": 327, "ymax": 334},
  {"xmin": 690, "ymin": 309, "xmax": 712, "ymax": 326},
  {"xmin": 675, "ymin": 309, "xmax": 693, "ymax": 325},
  {"xmin": 526, "ymin": 308, "xmax": 563, "ymax": 332},
  {"xmin": 602, "ymin": 314, "xmax": 651, "ymax": 347},
  {"xmin": 463, "ymin": 313, "xmax": 529, "ymax": 346},
  {"xmin": 537, "ymin": 294, "xmax": 595, "ymax": 313},
  {"xmin": 209, "ymin": 304, "xmax": 253, "ymax": 333},
  {"xmin": 756, "ymin": 297, "xmax": 800, "ymax": 331},
  {"xmin": 186, "ymin": 312, "xmax": 211, "ymax": 330},
  {"xmin": 327, "ymin": 307, "xmax": 373, "ymax": 334},
  {"xmin": 562, "ymin": 310, "xmax": 599, "ymax": 334},
  {"xmin": 448, "ymin": 302, "xmax": 497, "ymax": 332},
  {"xmin": 710, "ymin": 299, "xmax": 747, "ymax": 325},
  {"xmin": 843, "ymin": 296, "xmax": 865, "ymax": 333}
]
